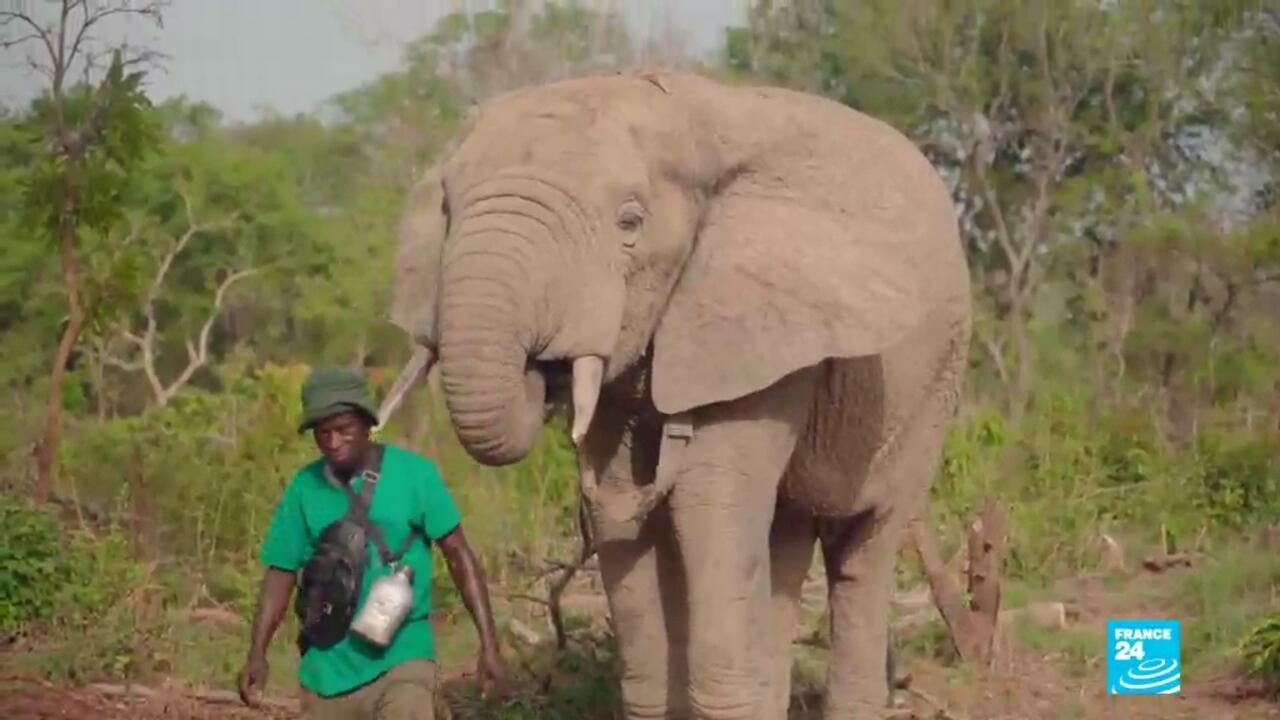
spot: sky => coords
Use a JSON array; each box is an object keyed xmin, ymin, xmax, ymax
[{"xmin": 0, "ymin": 0, "xmax": 749, "ymax": 124}]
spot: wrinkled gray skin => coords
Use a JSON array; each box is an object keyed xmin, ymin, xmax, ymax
[{"xmin": 380, "ymin": 70, "xmax": 971, "ymax": 720}]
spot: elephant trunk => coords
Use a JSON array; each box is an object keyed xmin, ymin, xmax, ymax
[
  {"xmin": 438, "ymin": 229, "xmax": 546, "ymax": 466},
  {"xmin": 437, "ymin": 176, "xmax": 623, "ymax": 465}
]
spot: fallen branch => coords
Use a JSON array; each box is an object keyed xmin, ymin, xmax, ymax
[
  {"xmin": 905, "ymin": 686, "xmax": 970, "ymax": 720},
  {"xmin": 545, "ymin": 504, "xmax": 598, "ymax": 650},
  {"xmin": 500, "ymin": 500, "xmax": 600, "ymax": 651},
  {"xmin": 506, "ymin": 618, "xmax": 543, "ymax": 646},
  {"xmin": 87, "ymin": 682, "xmax": 299, "ymax": 713},
  {"xmin": 531, "ymin": 556, "xmax": 598, "ymax": 581},
  {"xmin": 909, "ymin": 498, "xmax": 1009, "ymax": 667},
  {"xmin": 187, "ymin": 606, "xmax": 244, "ymax": 630},
  {"xmin": 1140, "ymin": 553, "xmax": 1197, "ymax": 573}
]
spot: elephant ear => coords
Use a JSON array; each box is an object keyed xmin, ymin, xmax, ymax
[
  {"xmin": 389, "ymin": 163, "xmax": 447, "ymax": 347},
  {"xmin": 651, "ymin": 195, "xmax": 928, "ymax": 415}
]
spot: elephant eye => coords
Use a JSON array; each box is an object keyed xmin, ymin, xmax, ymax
[{"xmin": 616, "ymin": 201, "xmax": 645, "ymax": 240}]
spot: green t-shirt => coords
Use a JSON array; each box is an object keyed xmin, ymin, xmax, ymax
[{"xmin": 259, "ymin": 443, "xmax": 461, "ymax": 698}]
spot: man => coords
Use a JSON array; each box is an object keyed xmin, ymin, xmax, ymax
[{"xmin": 238, "ymin": 366, "xmax": 514, "ymax": 719}]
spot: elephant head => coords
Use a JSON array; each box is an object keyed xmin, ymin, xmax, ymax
[{"xmin": 380, "ymin": 70, "xmax": 935, "ymax": 468}]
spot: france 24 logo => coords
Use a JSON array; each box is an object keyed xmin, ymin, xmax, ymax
[{"xmin": 1107, "ymin": 619, "xmax": 1181, "ymax": 695}]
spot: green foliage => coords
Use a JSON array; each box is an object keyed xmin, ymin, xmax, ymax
[
  {"xmin": 1176, "ymin": 550, "xmax": 1280, "ymax": 680},
  {"xmin": 21, "ymin": 51, "xmax": 162, "ymax": 239},
  {"xmin": 1240, "ymin": 613, "xmax": 1280, "ymax": 690},
  {"xmin": 0, "ymin": 495, "xmax": 67, "ymax": 635},
  {"xmin": 61, "ymin": 362, "xmax": 316, "ymax": 563},
  {"xmin": 1189, "ymin": 432, "xmax": 1280, "ymax": 529},
  {"xmin": 933, "ymin": 382, "xmax": 1280, "ymax": 583},
  {"xmin": 0, "ymin": 493, "xmax": 141, "ymax": 640}
]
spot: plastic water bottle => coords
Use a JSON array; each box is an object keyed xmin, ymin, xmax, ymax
[{"xmin": 351, "ymin": 564, "xmax": 414, "ymax": 647}]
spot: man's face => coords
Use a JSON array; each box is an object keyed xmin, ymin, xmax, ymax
[{"xmin": 312, "ymin": 411, "xmax": 371, "ymax": 473}]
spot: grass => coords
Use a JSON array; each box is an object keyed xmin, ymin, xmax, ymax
[
  {"xmin": 1015, "ymin": 623, "xmax": 1098, "ymax": 678},
  {"xmin": 1176, "ymin": 548, "xmax": 1280, "ymax": 682}
]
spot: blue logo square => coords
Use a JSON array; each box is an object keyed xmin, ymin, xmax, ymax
[{"xmin": 1107, "ymin": 619, "xmax": 1181, "ymax": 695}]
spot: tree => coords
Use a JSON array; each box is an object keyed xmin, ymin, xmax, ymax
[
  {"xmin": 729, "ymin": 0, "xmax": 1266, "ymax": 421},
  {"xmin": 79, "ymin": 99, "xmax": 327, "ymax": 412},
  {"xmin": 1, "ymin": 0, "xmax": 167, "ymax": 500},
  {"xmin": 99, "ymin": 185, "xmax": 251, "ymax": 408}
]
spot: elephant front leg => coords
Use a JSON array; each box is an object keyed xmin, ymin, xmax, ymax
[
  {"xmin": 582, "ymin": 403, "xmax": 691, "ymax": 720},
  {"xmin": 595, "ymin": 509, "xmax": 690, "ymax": 720},
  {"xmin": 768, "ymin": 496, "xmax": 817, "ymax": 718},
  {"xmin": 669, "ymin": 369, "xmax": 816, "ymax": 720}
]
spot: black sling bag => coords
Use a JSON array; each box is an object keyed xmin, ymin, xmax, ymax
[{"xmin": 293, "ymin": 444, "xmax": 420, "ymax": 653}]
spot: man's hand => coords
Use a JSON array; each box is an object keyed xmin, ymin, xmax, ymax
[
  {"xmin": 238, "ymin": 568, "xmax": 295, "ymax": 707},
  {"xmin": 237, "ymin": 652, "xmax": 269, "ymax": 707},
  {"xmin": 438, "ymin": 525, "xmax": 519, "ymax": 700},
  {"xmin": 477, "ymin": 647, "xmax": 518, "ymax": 700}
]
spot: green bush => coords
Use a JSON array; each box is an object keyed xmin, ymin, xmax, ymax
[
  {"xmin": 59, "ymin": 362, "xmax": 317, "ymax": 566},
  {"xmin": 0, "ymin": 494, "xmax": 67, "ymax": 635},
  {"xmin": 1240, "ymin": 612, "xmax": 1280, "ymax": 691},
  {"xmin": 0, "ymin": 493, "xmax": 141, "ymax": 638},
  {"xmin": 932, "ymin": 382, "xmax": 1280, "ymax": 582},
  {"xmin": 1191, "ymin": 432, "xmax": 1280, "ymax": 529}
]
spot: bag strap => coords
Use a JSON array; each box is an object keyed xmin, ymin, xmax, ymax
[{"xmin": 336, "ymin": 443, "xmax": 420, "ymax": 566}]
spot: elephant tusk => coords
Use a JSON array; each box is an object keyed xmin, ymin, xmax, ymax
[
  {"xmin": 569, "ymin": 355, "xmax": 604, "ymax": 447},
  {"xmin": 376, "ymin": 345, "xmax": 436, "ymax": 428}
]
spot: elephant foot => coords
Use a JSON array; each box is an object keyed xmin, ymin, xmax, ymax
[
  {"xmin": 623, "ymin": 699, "xmax": 691, "ymax": 720},
  {"xmin": 689, "ymin": 684, "xmax": 765, "ymax": 720},
  {"xmin": 822, "ymin": 698, "xmax": 893, "ymax": 720}
]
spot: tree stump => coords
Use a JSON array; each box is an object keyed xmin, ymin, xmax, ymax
[{"xmin": 909, "ymin": 498, "xmax": 1009, "ymax": 668}]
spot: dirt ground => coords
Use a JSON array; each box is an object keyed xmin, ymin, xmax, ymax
[
  {"xmin": 2, "ymin": 656, "xmax": 1278, "ymax": 720},
  {"xmin": 889, "ymin": 649, "xmax": 1280, "ymax": 720},
  {"xmin": 2, "ymin": 668, "xmax": 1276, "ymax": 720},
  {"xmin": 2, "ymin": 564, "xmax": 1277, "ymax": 719},
  {"xmin": 0, "ymin": 678, "xmax": 286, "ymax": 720}
]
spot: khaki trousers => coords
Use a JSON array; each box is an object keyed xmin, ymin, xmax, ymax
[{"xmin": 300, "ymin": 660, "xmax": 448, "ymax": 720}]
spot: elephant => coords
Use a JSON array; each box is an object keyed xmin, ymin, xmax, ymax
[{"xmin": 376, "ymin": 69, "xmax": 972, "ymax": 720}]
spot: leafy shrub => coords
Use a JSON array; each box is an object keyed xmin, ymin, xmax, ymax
[
  {"xmin": 932, "ymin": 382, "xmax": 1280, "ymax": 582},
  {"xmin": 0, "ymin": 494, "xmax": 66, "ymax": 635},
  {"xmin": 59, "ymin": 362, "xmax": 319, "ymax": 564},
  {"xmin": 1191, "ymin": 432, "xmax": 1280, "ymax": 529},
  {"xmin": 0, "ymin": 493, "xmax": 140, "ymax": 637},
  {"xmin": 1240, "ymin": 612, "xmax": 1280, "ymax": 691}
]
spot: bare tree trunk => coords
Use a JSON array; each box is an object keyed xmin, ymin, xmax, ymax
[
  {"xmin": 90, "ymin": 338, "xmax": 108, "ymax": 423},
  {"xmin": 36, "ymin": 196, "xmax": 86, "ymax": 502},
  {"xmin": 1008, "ymin": 297, "xmax": 1031, "ymax": 423}
]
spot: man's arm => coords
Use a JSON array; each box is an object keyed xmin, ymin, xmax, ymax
[
  {"xmin": 436, "ymin": 525, "xmax": 513, "ymax": 694},
  {"xmin": 437, "ymin": 525, "xmax": 502, "ymax": 654},
  {"xmin": 238, "ymin": 567, "xmax": 296, "ymax": 706},
  {"xmin": 249, "ymin": 567, "xmax": 297, "ymax": 656}
]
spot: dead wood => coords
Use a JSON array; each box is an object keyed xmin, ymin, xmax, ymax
[
  {"xmin": 1140, "ymin": 552, "xmax": 1197, "ymax": 572},
  {"xmin": 503, "ymin": 498, "xmax": 599, "ymax": 651},
  {"xmin": 909, "ymin": 498, "xmax": 1009, "ymax": 668},
  {"xmin": 87, "ymin": 682, "xmax": 300, "ymax": 713}
]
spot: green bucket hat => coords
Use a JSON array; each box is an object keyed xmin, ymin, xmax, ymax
[{"xmin": 297, "ymin": 366, "xmax": 380, "ymax": 433}]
